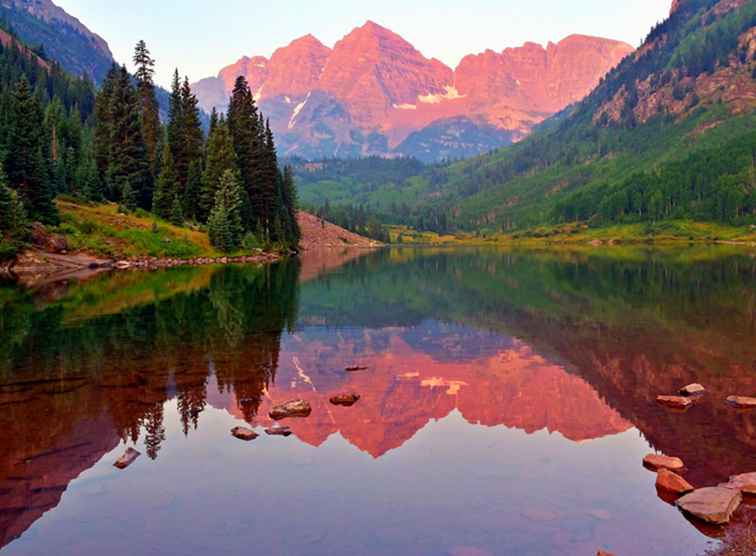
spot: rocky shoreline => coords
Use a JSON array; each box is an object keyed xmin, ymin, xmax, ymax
[{"xmin": 1, "ymin": 248, "xmax": 284, "ymax": 288}]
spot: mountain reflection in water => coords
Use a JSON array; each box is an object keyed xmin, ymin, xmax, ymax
[{"xmin": 0, "ymin": 247, "xmax": 754, "ymax": 556}]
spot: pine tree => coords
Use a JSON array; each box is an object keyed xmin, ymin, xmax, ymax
[
  {"xmin": 133, "ymin": 40, "xmax": 161, "ymax": 180},
  {"xmin": 178, "ymin": 77, "xmax": 203, "ymax": 187},
  {"xmin": 5, "ymin": 76, "xmax": 58, "ymax": 223},
  {"xmin": 170, "ymin": 195, "xmax": 183, "ymax": 226},
  {"xmin": 208, "ymin": 169, "xmax": 243, "ymax": 251},
  {"xmin": 167, "ymin": 69, "xmax": 184, "ymax": 177},
  {"xmin": 153, "ymin": 142, "xmax": 178, "ymax": 218},
  {"xmin": 226, "ymin": 76, "xmax": 261, "ymax": 231},
  {"xmin": 200, "ymin": 117, "xmax": 236, "ymax": 222},
  {"xmin": 107, "ymin": 66, "xmax": 150, "ymax": 208},
  {"xmin": 184, "ymin": 159, "xmax": 202, "ymax": 221},
  {"xmin": 281, "ymin": 165, "xmax": 301, "ymax": 248},
  {"xmin": 93, "ymin": 65, "xmax": 117, "ymax": 184}
]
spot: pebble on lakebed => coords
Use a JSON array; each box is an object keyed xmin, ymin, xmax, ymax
[
  {"xmin": 644, "ymin": 453, "xmax": 685, "ymax": 472},
  {"xmin": 265, "ymin": 423, "xmax": 292, "ymax": 436},
  {"xmin": 230, "ymin": 427, "xmax": 258, "ymax": 441},
  {"xmin": 675, "ymin": 486, "xmax": 742, "ymax": 525},
  {"xmin": 656, "ymin": 395, "xmax": 693, "ymax": 409},
  {"xmin": 113, "ymin": 447, "xmax": 140, "ymax": 469},
  {"xmin": 330, "ymin": 393, "xmax": 361, "ymax": 406},
  {"xmin": 679, "ymin": 383, "xmax": 705, "ymax": 396},
  {"xmin": 726, "ymin": 395, "xmax": 756, "ymax": 409},
  {"xmin": 656, "ymin": 469, "xmax": 694, "ymax": 495},
  {"xmin": 269, "ymin": 399, "xmax": 312, "ymax": 420}
]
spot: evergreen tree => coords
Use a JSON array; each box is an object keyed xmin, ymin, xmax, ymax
[
  {"xmin": 208, "ymin": 169, "xmax": 243, "ymax": 251},
  {"xmin": 5, "ymin": 77, "xmax": 58, "ymax": 224},
  {"xmin": 184, "ymin": 160, "xmax": 202, "ymax": 221},
  {"xmin": 170, "ymin": 195, "xmax": 184, "ymax": 226},
  {"xmin": 133, "ymin": 40, "xmax": 161, "ymax": 179},
  {"xmin": 107, "ymin": 66, "xmax": 150, "ymax": 208},
  {"xmin": 226, "ymin": 76, "xmax": 261, "ymax": 231},
  {"xmin": 93, "ymin": 65, "xmax": 117, "ymax": 185},
  {"xmin": 153, "ymin": 142, "xmax": 178, "ymax": 218},
  {"xmin": 200, "ymin": 117, "xmax": 236, "ymax": 222},
  {"xmin": 281, "ymin": 165, "xmax": 301, "ymax": 247}
]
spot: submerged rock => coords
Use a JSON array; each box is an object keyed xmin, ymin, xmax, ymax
[
  {"xmin": 656, "ymin": 395, "xmax": 693, "ymax": 409},
  {"xmin": 676, "ymin": 487, "xmax": 742, "ymax": 524},
  {"xmin": 265, "ymin": 423, "xmax": 292, "ymax": 436},
  {"xmin": 644, "ymin": 453, "xmax": 685, "ymax": 472},
  {"xmin": 330, "ymin": 393, "xmax": 361, "ymax": 406},
  {"xmin": 726, "ymin": 395, "xmax": 756, "ymax": 409},
  {"xmin": 114, "ymin": 447, "xmax": 141, "ymax": 469},
  {"xmin": 345, "ymin": 365, "xmax": 369, "ymax": 372},
  {"xmin": 230, "ymin": 426, "xmax": 258, "ymax": 441},
  {"xmin": 656, "ymin": 469, "xmax": 694, "ymax": 495},
  {"xmin": 721, "ymin": 472, "xmax": 756, "ymax": 495},
  {"xmin": 679, "ymin": 383, "xmax": 705, "ymax": 396},
  {"xmin": 269, "ymin": 399, "xmax": 312, "ymax": 420},
  {"xmin": 597, "ymin": 551, "xmax": 615, "ymax": 556}
]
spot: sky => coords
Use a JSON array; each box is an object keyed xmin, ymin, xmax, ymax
[{"xmin": 54, "ymin": 0, "xmax": 671, "ymax": 89}]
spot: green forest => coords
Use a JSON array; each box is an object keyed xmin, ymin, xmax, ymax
[{"xmin": 0, "ymin": 31, "xmax": 300, "ymax": 259}]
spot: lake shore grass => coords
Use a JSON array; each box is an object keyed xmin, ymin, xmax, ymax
[{"xmin": 389, "ymin": 220, "xmax": 756, "ymax": 247}]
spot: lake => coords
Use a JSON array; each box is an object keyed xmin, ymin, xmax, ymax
[{"xmin": 0, "ymin": 246, "xmax": 754, "ymax": 556}]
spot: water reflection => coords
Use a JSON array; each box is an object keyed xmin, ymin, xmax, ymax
[{"xmin": 0, "ymin": 246, "xmax": 754, "ymax": 555}]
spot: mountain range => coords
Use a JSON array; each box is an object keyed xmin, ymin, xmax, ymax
[
  {"xmin": 296, "ymin": 0, "xmax": 756, "ymax": 231},
  {"xmin": 193, "ymin": 22, "xmax": 633, "ymax": 161}
]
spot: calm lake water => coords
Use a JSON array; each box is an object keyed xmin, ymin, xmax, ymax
[{"xmin": 0, "ymin": 247, "xmax": 754, "ymax": 556}]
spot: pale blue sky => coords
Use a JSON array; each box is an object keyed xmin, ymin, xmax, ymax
[{"xmin": 55, "ymin": 0, "xmax": 671, "ymax": 88}]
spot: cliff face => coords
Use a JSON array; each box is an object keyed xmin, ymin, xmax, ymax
[{"xmin": 193, "ymin": 22, "xmax": 633, "ymax": 160}]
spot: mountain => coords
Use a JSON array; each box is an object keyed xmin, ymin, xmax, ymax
[
  {"xmin": 319, "ymin": 0, "xmax": 755, "ymax": 231},
  {"xmin": 0, "ymin": 0, "xmax": 113, "ymax": 83},
  {"xmin": 193, "ymin": 22, "xmax": 633, "ymax": 161}
]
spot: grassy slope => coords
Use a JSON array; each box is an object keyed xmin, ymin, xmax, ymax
[{"xmin": 54, "ymin": 199, "xmax": 222, "ymax": 258}]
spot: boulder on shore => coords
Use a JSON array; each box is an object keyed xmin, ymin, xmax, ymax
[
  {"xmin": 265, "ymin": 423, "xmax": 292, "ymax": 436},
  {"xmin": 721, "ymin": 472, "xmax": 756, "ymax": 495},
  {"xmin": 676, "ymin": 487, "xmax": 742, "ymax": 525},
  {"xmin": 230, "ymin": 426, "xmax": 258, "ymax": 441},
  {"xmin": 679, "ymin": 383, "xmax": 705, "ymax": 396},
  {"xmin": 656, "ymin": 395, "xmax": 693, "ymax": 409},
  {"xmin": 726, "ymin": 395, "xmax": 756, "ymax": 409},
  {"xmin": 269, "ymin": 399, "xmax": 312, "ymax": 420},
  {"xmin": 330, "ymin": 393, "xmax": 361, "ymax": 406},
  {"xmin": 656, "ymin": 469, "xmax": 694, "ymax": 495},
  {"xmin": 114, "ymin": 447, "xmax": 140, "ymax": 469},
  {"xmin": 644, "ymin": 453, "xmax": 685, "ymax": 472}
]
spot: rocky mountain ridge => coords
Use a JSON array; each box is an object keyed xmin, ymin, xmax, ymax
[{"xmin": 193, "ymin": 21, "xmax": 633, "ymax": 161}]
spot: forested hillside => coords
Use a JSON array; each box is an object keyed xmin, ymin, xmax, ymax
[
  {"xmin": 317, "ymin": 0, "xmax": 755, "ymax": 234},
  {"xmin": 0, "ymin": 32, "xmax": 301, "ymax": 259}
]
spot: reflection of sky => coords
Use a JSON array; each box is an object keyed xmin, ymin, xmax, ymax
[{"xmin": 4, "ymin": 399, "xmax": 710, "ymax": 556}]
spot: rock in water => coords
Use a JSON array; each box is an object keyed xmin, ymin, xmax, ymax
[
  {"xmin": 345, "ymin": 365, "xmax": 369, "ymax": 372},
  {"xmin": 269, "ymin": 399, "xmax": 312, "ymax": 420},
  {"xmin": 656, "ymin": 395, "xmax": 693, "ymax": 409},
  {"xmin": 721, "ymin": 472, "xmax": 756, "ymax": 495},
  {"xmin": 656, "ymin": 469, "xmax": 694, "ymax": 495},
  {"xmin": 644, "ymin": 454, "xmax": 685, "ymax": 472},
  {"xmin": 265, "ymin": 423, "xmax": 292, "ymax": 436},
  {"xmin": 231, "ymin": 426, "xmax": 258, "ymax": 441},
  {"xmin": 597, "ymin": 551, "xmax": 615, "ymax": 556},
  {"xmin": 114, "ymin": 447, "xmax": 140, "ymax": 469},
  {"xmin": 330, "ymin": 393, "xmax": 361, "ymax": 406},
  {"xmin": 726, "ymin": 395, "xmax": 756, "ymax": 409},
  {"xmin": 679, "ymin": 383, "xmax": 705, "ymax": 396},
  {"xmin": 676, "ymin": 487, "xmax": 742, "ymax": 524}
]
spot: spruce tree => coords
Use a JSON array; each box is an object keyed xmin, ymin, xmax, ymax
[
  {"xmin": 200, "ymin": 117, "xmax": 236, "ymax": 222},
  {"xmin": 93, "ymin": 65, "xmax": 117, "ymax": 184},
  {"xmin": 107, "ymin": 66, "xmax": 150, "ymax": 208},
  {"xmin": 208, "ymin": 169, "xmax": 243, "ymax": 251},
  {"xmin": 133, "ymin": 40, "xmax": 161, "ymax": 180},
  {"xmin": 184, "ymin": 160, "xmax": 202, "ymax": 221},
  {"xmin": 153, "ymin": 142, "xmax": 178, "ymax": 218},
  {"xmin": 226, "ymin": 76, "xmax": 261, "ymax": 231},
  {"xmin": 281, "ymin": 165, "xmax": 301, "ymax": 248},
  {"xmin": 170, "ymin": 195, "xmax": 183, "ymax": 226},
  {"xmin": 5, "ymin": 77, "xmax": 58, "ymax": 224}
]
